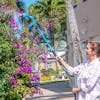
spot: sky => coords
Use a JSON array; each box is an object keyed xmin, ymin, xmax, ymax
[
  {"xmin": 15, "ymin": 0, "xmax": 38, "ymax": 38},
  {"xmin": 23, "ymin": 0, "xmax": 37, "ymax": 8}
]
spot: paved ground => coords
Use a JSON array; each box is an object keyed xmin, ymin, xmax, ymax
[{"xmin": 24, "ymin": 81, "xmax": 74, "ymax": 100}]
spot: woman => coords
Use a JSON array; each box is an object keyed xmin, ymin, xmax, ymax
[{"xmin": 56, "ymin": 41, "xmax": 100, "ymax": 100}]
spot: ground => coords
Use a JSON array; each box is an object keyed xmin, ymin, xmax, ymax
[{"xmin": 23, "ymin": 80, "xmax": 74, "ymax": 100}]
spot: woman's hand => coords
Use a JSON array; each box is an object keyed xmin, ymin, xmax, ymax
[
  {"xmin": 72, "ymin": 88, "xmax": 81, "ymax": 93},
  {"xmin": 55, "ymin": 55, "xmax": 71, "ymax": 68},
  {"xmin": 56, "ymin": 56, "xmax": 65, "ymax": 64}
]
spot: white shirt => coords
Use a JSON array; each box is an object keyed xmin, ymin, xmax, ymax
[{"xmin": 67, "ymin": 58, "xmax": 100, "ymax": 100}]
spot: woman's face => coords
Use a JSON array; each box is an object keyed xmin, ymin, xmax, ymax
[{"xmin": 86, "ymin": 43, "xmax": 93, "ymax": 58}]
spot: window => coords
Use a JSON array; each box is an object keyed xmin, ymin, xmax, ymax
[
  {"xmin": 47, "ymin": 64, "xmax": 52, "ymax": 69},
  {"xmin": 73, "ymin": 4, "xmax": 77, "ymax": 8},
  {"xmin": 82, "ymin": 40, "xmax": 88, "ymax": 49},
  {"xmin": 72, "ymin": 0, "xmax": 80, "ymax": 8},
  {"xmin": 83, "ymin": 0, "xmax": 87, "ymax": 2}
]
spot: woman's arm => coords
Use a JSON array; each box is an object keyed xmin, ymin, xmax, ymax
[
  {"xmin": 56, "ymin": 56, "xmax": 81, "ymax": 76},
  {"xmin": 56, "ymin": 56, "xmax": 83, "ymax": 93},
  {"xmin": 56, "ymin": 56, "xmax": 72, "ymax": 69}
]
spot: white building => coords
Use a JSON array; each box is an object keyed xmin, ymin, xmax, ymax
[{"xmin": 67, "ymin": 0, "xmax": 100, "ymax": 66}]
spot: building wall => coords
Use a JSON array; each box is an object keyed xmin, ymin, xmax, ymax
[
  {"xmin": 74, "ymin": 0, "xmax": 100, "ymax": 41},
  {"xmin": 67, "ymin": 0, "xmax": 100, "ymax": 65}
]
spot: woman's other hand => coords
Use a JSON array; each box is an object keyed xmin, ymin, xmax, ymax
[{"xmin": 72, "ymin": 88, "xmax": 81, "ymax": 93}]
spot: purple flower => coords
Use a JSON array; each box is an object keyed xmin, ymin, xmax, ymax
[
  {"xmin": 20, "ymin": 66, "xmax": 33, "ymax": 74},
  {"xmin": 30, "ymin": 92, "xmax": 34, "ymax": 97},
  {"xmin": 9, "ymin": 77, "xmax": 18, "ymax": 87},
  {"xmin": 32, "ymin": 36, "xmax": 36, "ymax": 39},
  {"xmin": 7, "ymin": 33, "xmax": 13, "ymax": 37}
]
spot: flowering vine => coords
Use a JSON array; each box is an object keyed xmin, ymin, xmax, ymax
[{"xmin": 0, "ymin": 0, "xmax": 49, "ymax": 100}]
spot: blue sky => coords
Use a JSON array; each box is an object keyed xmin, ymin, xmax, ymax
[
  {"xmin": 15, "ymin": 0, "xmax": 38, "ymax": 38},
  {"xmin": 23, "ymin": 0, "xmax": 37, "ymax": 8}
]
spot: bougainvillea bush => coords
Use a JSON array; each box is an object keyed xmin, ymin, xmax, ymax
[{"xmin": 0, "ymin": 0, "xmax": 48, "ymax": 100}]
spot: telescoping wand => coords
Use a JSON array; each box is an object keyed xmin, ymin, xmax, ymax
[{"xmin": 23, "ymin": 13, "xmax": 76, "ymax": 100}]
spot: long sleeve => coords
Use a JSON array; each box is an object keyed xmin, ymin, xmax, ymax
[
  {"xmin": 71, "ymin": 58, "xmax": 100, "ymax": 100},
  {"xmin": 67, "ymin": 64, "xmax": 83, "ymax": 76},
  {"xmin": 80, "ymin": 65, "xmax": 100, "ymax": 93}
]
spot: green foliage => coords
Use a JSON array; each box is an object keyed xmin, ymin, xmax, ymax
[
  {"xmin": 0, "ymin": 31, "xmax": 16, "ymax": 99},
  {"xmin": 0, "ymin": 40, "xmax": 16, "ymax": 63},
  {"xmin": 0, "ymin": 40, "xmax": 16, "ymax": 100},
  {"xmin": 0, "ymin": 0, "xmax": 45, "ymax": 99},
  {"xmin": 0, "ymin": 36, "xmax": 36, "ymax": 100},
  {"xmin": 41, "ymin": 68, "xmax": 58, "ymax": 81},
  {"xmin": 19, "ymin": 73, "xmax": 30, "ymax": 84},
  {"xmin": 5, "ymin": 93, "xmax": 21, "ymax": 100},
  {"xmin": 0, "ymin": 0, "xmax": 16, "ymax": 8},
  {"xmin": 48, "ymin": 68, "xmax": 58, "ymax": 76},
  {"xmin": 13, "ymin": 85, "xmax": 34, "ymax": 98},
  {"xmin": 73, "ymin": 0, "xmax": 80, "ymax": 4},
  {"xmin": 28, "ymin": 0, "xmax": 67, "ymax": 43}
]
